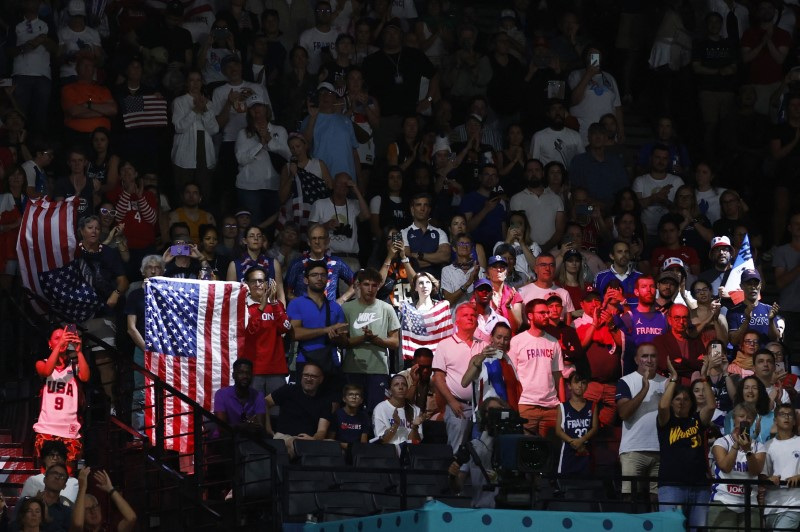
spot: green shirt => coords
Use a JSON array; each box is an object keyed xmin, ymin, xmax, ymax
[{"xmin": 342, "ymin": 299, "xmax": 400, "ymax": 374}]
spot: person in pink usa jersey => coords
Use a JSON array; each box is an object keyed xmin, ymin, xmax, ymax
[{"xmin": 33, "ymin": 327, "xmax": 91, "ymax": 472}]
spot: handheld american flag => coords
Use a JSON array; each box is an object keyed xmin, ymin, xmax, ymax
[
  {"xmin": 400, "ymin": 300, "xmax": 454, "ymax": 361},
  {"xmin": 144, "ymin": 277, "xmax": 247, "ymax": 453},
  {"xmin": 15, "ymin": 196, "xmax": 101, "ymax": 322},
  {"xmin": 723, "ymin": 233, "xmax": 755, "ymax": 305},
  {"xmin": 122, "ymin": 94, "xmax": 168, "ymax": 129}
]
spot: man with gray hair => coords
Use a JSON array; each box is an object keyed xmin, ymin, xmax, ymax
[{"xmin": 123, "ymin": 254, "xmax": 165, "ymax": 434}]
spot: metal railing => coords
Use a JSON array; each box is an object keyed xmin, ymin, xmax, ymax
[
  {"xmin": 16, "ymin": 288, "xmax": 282, "ymax": 530},
  {"xmin": 13, "ymin": 288, "xmax": 800, "ymax": 530}
]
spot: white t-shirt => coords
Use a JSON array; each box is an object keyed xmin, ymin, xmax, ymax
[
  {"xmin": 695, "ymin": 187, "xmax": 727, "ymax": 225},
  {"xmin": 567, "ymin": 69, "xmax": 621, "ymax": 143},
  {"xmin": 529, "ymin": 127, "xmax": 585, "ymax": 170},
  {"xmin": 492, "ymin": 240, "xmax": 542, "ymax": 278},
  {"xmin": 509, "ymin": 188, "xmax": 564, "ymax": 247},
  {"xmin": 440, "ymin": 264, "xmax": 484, "ymax": 310},
  {"xmin": 20, "ymin": 474, "xmax": 79, "ymax": 502},
  {"xmin": 616, "ymin": 371, "xmax": 667, "ymax": 453},
  {"xmin": 763, "ymin": 436, "xmax": 800, "ymax": 514},
  {"xmin": 310, "ymin": 198, "xmax": 361, "ymax": 254},
  {"xmin": 710, "ymin": 434, "xmax": 764, "ymax": 511},
  {"xmin": 518, "ymin": 283, "xmax": 575, "ymax": 320},
  {"xmin": 372, "ymin": 399, "xmax": 422, "ymax": 444},
  {"xmin": 298, "ymin": 26, "xmax": 338, "ymax": 74},
  {"xmin": 631, "ymin": 173, "xmax": 684, "ymax": 235},
  {"xmin": 57, "ymin": 25, "xmax": 101, "ymax": 79},
  {"xmin": 508, "ymin": 331, "xmax": 563, "ymax": 407},
  {"xmin": 13, "ymin": 18, "xmax": 51, "ymax": 78},
  {"xmin": 211, "ymin": 81, "xmax": 271, "ymax": 142}
]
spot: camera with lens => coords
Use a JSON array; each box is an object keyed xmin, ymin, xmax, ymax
[{"xmin": 332, "ymin": 223, "xmax": 353, "ymax": 238}]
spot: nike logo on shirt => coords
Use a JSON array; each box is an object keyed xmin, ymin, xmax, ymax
[{"xmin": 353, "ymin": 312, "xmax": 379, "ymax": 329}]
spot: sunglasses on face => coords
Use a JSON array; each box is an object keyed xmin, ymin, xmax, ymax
[{"xmin": 100, "ymin": 208, "xmax": 117, "ymax": 217}]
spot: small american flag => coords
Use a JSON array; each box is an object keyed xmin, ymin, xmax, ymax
[
  {"xmin": 400, "ymin": 300, "xmax": 454, "ymax": 361},
  {"xmin": 16, "ymin": 196, "xmax": 79, "ymax": 314},
  {"xmin": 39, "ymin": 262, "xmax": 101, "ymax": 323},
  {"xmin": 122, "ymin": 94, "xmax": 168, "ymax": 129},
  {"xmin": 278, "ymin": 168, "xmax": 330, "ymax": 236},
  {"xmin": 144, "ymin": 277, "xmax": 247, "ymax": 453}
]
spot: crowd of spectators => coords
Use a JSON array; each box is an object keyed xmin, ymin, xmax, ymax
[{"xmin": 6, "ymin": 0, "xmax": 800, "ymax": 525}]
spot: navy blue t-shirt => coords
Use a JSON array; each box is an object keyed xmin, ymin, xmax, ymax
[
  {"xmin": 615, "ymin": 308, "xmax": 668, "ymax": 374},
  {"xmin": 331, "ymin": 407, "xmax": 372, "ymax": 444}
]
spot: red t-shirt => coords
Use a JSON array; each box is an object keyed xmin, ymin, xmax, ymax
[
  {"xmin": 741, "ymin": 26, "xmax": 793, "ymax": 84},
  {"xmin": 106, "ymin": 187, "xmax": 158, "ymax": 249},
  {"xmin": 577, "ymin": 322, "xmax": 620, "ymax": 383},
  {"xmin": 241, "ymin": 301, "xmax": 291, "ymax": 375}
]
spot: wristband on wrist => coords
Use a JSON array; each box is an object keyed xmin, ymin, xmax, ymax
[{"xmin": 108, "ymin": 487, "xmax": 117, "ymax": 496}]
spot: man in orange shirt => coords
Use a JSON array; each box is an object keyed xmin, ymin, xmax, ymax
[{"xmin": 61, "ymin": 55, "xmax": 117, "ymax": 149}]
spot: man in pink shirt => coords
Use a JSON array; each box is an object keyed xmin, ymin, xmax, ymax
[
  {"xmin": 508, "ymin": 298, "xmax": 564, "ymax": 437},
  {"xmin": 432, "ymin": 302, "xmax": 492, "ymax": 451}
]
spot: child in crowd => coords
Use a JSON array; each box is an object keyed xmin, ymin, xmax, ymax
[
  {"xmin": 33, "ymin": 326, "xmax": 91, "ymax": 473},
  {"xmin": 329, "ymin": 384, "xmax": 371, "ymax": 448},
  {"xmin": 555, "ymin": 371, "xmax": 598, "ymax": 475},
  {"xmin": 762, "ymin": 403, "xmax": 800, "ymax": 530}
]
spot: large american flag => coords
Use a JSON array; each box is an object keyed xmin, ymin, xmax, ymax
[
  {"xmin": 144, "ymin": 277, "xmax": 247, "ymax": 453},
  {"xmin": 122, "ymin": 94, "xmax": 168, "ymax": 129},
  {"xmin": 400, "ymin": 300, "xmax": 454, "ymax": 361},
  {"xmin": 15, "ymin": 196, "xmax": 99, "ymax": 321}
]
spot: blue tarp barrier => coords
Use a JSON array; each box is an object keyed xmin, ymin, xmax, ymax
[{"xmin": 293, "ymin": 500, "xmax": 685, "ymax": 532}]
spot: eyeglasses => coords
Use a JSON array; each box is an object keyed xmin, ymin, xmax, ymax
[
  {"xmin": 743, "ymin": 340, "xmax": 759, "ymax": 345},
  {"xmin": 47, "ymin": 472, "xmax": 67, "ymax": 480},
  {"xmin": 85, "ymin": 503, "xmax": 101, "ymax": 511},
  {"xmin": 100, "ymin": 208, "xmax": 117, "ymax": 217},
  {"xmin": 769, "ymin": 350, "xmax": 783, "ymax": 357},
  {"xmin": 778, "ymin": 412, "xmax": 795, "ymax": 418},
  {"xmin": 671, "ymin": 315, "xmax": 690, "ymax": 321},
  {"xmin": 537, "ymin": 263, "xmax": 556, "ymax": 268},
  {"xmin": 456, "ymin": 242, "xmax": 472, "ymax": 247},
  {"xmin": 302, "ymin": 373, "xmax": 322, "ymax": 380},
  {"xmin": 224, "ymin": 224, "xmax": 238, "ymax": 229},
  {"xmin": 346, "ymin": 392, "xmax": 362, "ymax": 398}
]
